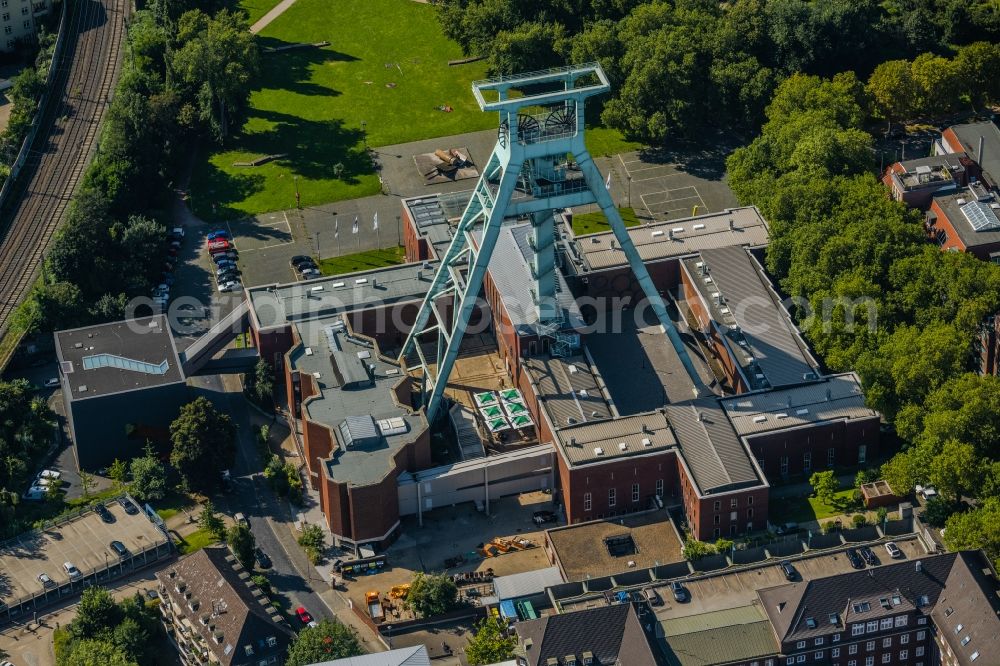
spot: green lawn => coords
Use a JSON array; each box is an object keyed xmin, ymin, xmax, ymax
[
  {"xmin": 318, "ymin": 246, "xmax": 406, "ymax": 275},
  {"xmin": 241, "ymin": 0, "xmax": 284, "ymax": 25},
  {"xmin": 571, "ymin": 207, "xmax": 641, "ymax": 236},
  {"xmin": 176, "ymin": 528, "xmax": 219, "ymax": 555},
  {"xmin": 191, "ymin": 0, "xmax": 494, "ymax": 221},
  {"xmin": 153, "ymin": 490, "xmax": 195, "ymax": 522},
  {"xmin": 768, "ymin": 488, "xmax": 864, "ymax": 525},
  {"xmin": 584, "ymin": 125, "xmax": 641, "ymax": 157}
]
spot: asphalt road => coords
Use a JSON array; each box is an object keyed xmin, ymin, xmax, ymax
[{"xmin": 187, "ymin": 372, "xmax": 337, "ymax": 628}]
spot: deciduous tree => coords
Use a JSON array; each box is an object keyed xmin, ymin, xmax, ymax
[
  {"xmin": 285, "ymin": 619, "xmax": 362, "ymax": 666},
  {"xmin": 406, "ymin": 572, "xmax": 458, "ymax": 617},
  {"xmin": 169, "ymin": 397, "xmax": 236, "ymax": 493},
  {"xmin": 466, "ymin": 617, "xmax": 517, "ymax": 665}
]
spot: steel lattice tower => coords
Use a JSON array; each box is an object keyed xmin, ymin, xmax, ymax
[{"xmin": 399, "ymin": 63, "xmax": 701, "ymax": 421}]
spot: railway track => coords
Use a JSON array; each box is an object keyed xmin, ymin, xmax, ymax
[{"xmin": 0, "ymin": 0, "xmax": 129, "ymax": 340}]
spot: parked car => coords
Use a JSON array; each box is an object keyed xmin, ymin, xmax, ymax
[
  {"xmin": 218, "ymin": 281, "xmax": 241, "ymax": 293},
  {"xmin": 780, "ymin": 560, "xmax": 797, "ymax": 581},
  {"xmin": 208, "ymin": 230, "xmax": 230, "ymax": 240},
  {"xmin": 234, "ymin": 512, "xmax": 249, "ymax": 527},
  {"xmin": 94, "ymin": 504, "xmax": 115, "ymax": 524},
  {"xmin": 532, "ymin": 510, "xmax": 558, "ymax": 525},
  {"xmin": 215, "ymin": 265, "xmax": 238, "ymax": 278},
  {"xmin": 37, "ymin": 469, "xmax": 61, "ymax": 480},
  {"xmin": 254, "ymin": 548, "xmax": 272, "ymax": 569},
  {"xmin": 669, "ymin": 581, "xmax": 688, "ymax": 603},
  {"xmin": 22, "ymin": 486, "xmax": 47, "ymax": 500},
  {"xmin": 301, "ymin": 268, "xmax": 321, "ymax": 279},
  {"xmin": 642, "ymin": 587, "xmax": 662, "ymax": 606},
  {"xmin": 208, "ymin": 239, "xmax": 231, "ymax": 252},
  {"xmin": 846, "ymin": 548, "xmax": 864, "ymax": 569},
  {"xmin": 916, "ymin": 485, "xmax": 938, "ymax": 501},
  {"xmin": 34, "ymin": 477, "xmax": 56, "ymax": 488},
  {"xmin": 775, "ymin": 522, "xmax": 799, "ymax": 536},
  {"xmin": 38, "ymin": 572, "xmax": 54, "ymax": 587},
  {"xmin": 110, "ymin": 540, "xmax": 130, "ymax": 558},
  {"xmin": 295, "ymin": 606, "xmax": 317, "ymax": 627},
  {"xmin": 118, "ymin": 497, "xmax": 139, "ymax": 515},
  {"xmin": 170, "ymin": 226, "xmax": 185, "ymax": 238},
  {"xmin": 213, "ymin": 251, "xmax": 238, "ymax": 262},
  {"xmin": 63, "ymin": 562, "xmax": 81, "ymax": 580},
  {"xmin": 860, "ymin": 546, "xmax": 879, "ymax": 566},
  {"xmin": 290, "ymin": 255, "xmax": 313, "ymax": 267},
  {"xmin": 44, "ymin": 378, "xmax": 60, "ymax": 388},
  {"xmin": 884, "ymin": 542, "xmax": 903, "ymax": 559}
]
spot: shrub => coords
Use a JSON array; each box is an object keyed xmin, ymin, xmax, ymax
[
  {"xmin": 851, "ymin": 514, "xmax": 868, "ymax": 528},
  {"xmin": 683, "ymin": 538, "xmax": 715, "ymax": 561}
]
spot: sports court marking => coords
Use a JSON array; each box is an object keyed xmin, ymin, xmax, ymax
[{"xmin": 639, "ymin": 185, "xmax": 707, "ymax": 220}]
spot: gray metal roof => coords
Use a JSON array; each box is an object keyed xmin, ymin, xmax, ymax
[
  {"xmin": 660, "ymin": 605, "xmax": 779, "ymax": 666},
  {"xmin": 664, "ymin": 399, "xmax": 762, "ymax": 495},
  {"xmin": 932, "ymin": 186, "xmax": 1000, "ymax": 249},
  {"xmin": 696, "ymin": 246, "xmax": 816, "ymax": 388},
  {"xmin": 306, "ymin": 645, "xmax": 430, "ymax": 666},
  {"xmin": 523, "ymin": 354, "xmax": 613, "ymax": 430},
  {"xmin": 721, "ymin": 373, "xmax": 878, "ymax": 437},
  {"xmin": 493, "ymin": 566, "xmax": 563, "ymax": 601},
  {"xmin": 948, "ymin": 120, "xmax": 1000, "ymax": 187},
  {"xmin": 485, "ymin": 224, "xmax": 585, "ymax": 335},
  {"xmin": 567, "ymin": 206, "xmax": 769, "ymax": 273},
  {"xmin": 554, "ymin": 411, "xmax": 676, "ymax": 466},
  {"xmin": 248, "ymin": 263, "xmax": 435, "ymax": 329},
  {"xmin": 339, "ymin": 415, "xmax": 380, "ymax": 448}
]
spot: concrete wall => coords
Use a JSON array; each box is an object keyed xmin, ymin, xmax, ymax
[
  {"xmin": 731, "ymin": 546, "xmax": 768, "ymax": 564},
  {"xmin": 70, "ymin": 382, "xmax": 188, "ymax": 470},
  {"xmin": 398, "ymin": 447, "xmax": 554, "ymax": 516}
]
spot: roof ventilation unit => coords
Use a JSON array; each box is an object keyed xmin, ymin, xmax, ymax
[
  {"xmin": 594, "ymin": 447, "xmax": 604, "ymax": 456},
  {"xmin": 619, "ymin": 442, "xmax": 628, "ymax": 452},
  {"xmin": 641, "ymin": 437, "xmax": 652, "ymax": 447}
]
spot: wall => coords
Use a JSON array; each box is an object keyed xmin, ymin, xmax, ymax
[
  {"xmin": 70, "ymin": 382, "xmax": 189, "ymax": 470},
  {"xmin": 693, "ymin": 487, "xmax": 770, "ymax": 541},
  {"xmin": 558, "ymin": 451, "xmax": 680, "ymax": 524},
  {"xmin": 255, "ymin": 324, "xmax": 294, "ymax": 373},
  {"xmin": 745, "ymin": 417, "xmax": 879, "ymax": 482},
  {"xmin": 402, "ymin": 203, "xmax": 433, "ymax": 263},
  {"xmin": 929, "ymin": 199, "xmax": 1000, "ymax": 260},
  {"xmin": 572, "ymin": 258, "xmax": 682, "ymax": 304}
]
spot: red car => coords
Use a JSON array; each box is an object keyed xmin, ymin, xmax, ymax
[
  {"xmin": 208, "ymin": 241, "xmax": 231, "ymax": 254},
  {"xmin": 295, "ymin": 606, "xmax": 317, "ymax": 627}
]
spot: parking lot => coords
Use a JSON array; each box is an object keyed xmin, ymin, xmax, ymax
[{"xmin": 0, "ymin": 496, "xmax": 172, "ymax": 623}]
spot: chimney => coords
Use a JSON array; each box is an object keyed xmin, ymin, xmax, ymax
[
  {"xmin": 978, "ymin": 135, "xmax": 986, "ymax": 166},
  {"xmin": 729, "ymin": 219, "xmax": 735, "ymax": 230},
  {"xmin": 916, "ymin": 560, "xmax": 923, "ymax": 573},
  {"xmin": 667, "ymin": 229, "xmax": 674, "ymax": 241},
  {"xmin": 825, "ymin": 388, "xmax": 832, "ymax": 401}
]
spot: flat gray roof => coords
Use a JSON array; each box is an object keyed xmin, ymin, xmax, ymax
[
  {"xmin": 54, "ymin": 315, "xmax": 184, "ymax": 400},
  {"xmin": 493, "ymin": 566, "xmax": 563, "ymax": 601},
  {"xmin": 248, "ymin": 263, "xmax": 434, "ymax": 330},
  {"xmin": 665, "ymin": 399, "xmax": 763, "ymax": 495},
  {"xmin": 948, "ymin": 120, "xmax": 1000, "ymax": 187},
  {"xmin": 565, "ymin": 207, "xmax": 768, "ymax": 274},
  {"xmin": 288, "ymin": 316, "xmax": 426, "ymax": 487},
  {"xmin": 660, "ymin": 605, "xmax": 779, "ymax": 666},
  {"xmin": 932, "ymin": 185, "xmax": 1000, "ymax": 249},
  {"xmin": 689, "ymin": 246, "xmax": 816, "ymax": 389},
  {"xmin": 890, "ymin": 152, "xmax": 967, "ymax": 192},
  {"xmin": 483, "ymin": 223, "xmax": 585, "ymax": 335},
  {"xmin": 554, "ymin": 411, "xmax": 676, "ymax": 466},
  {"xmin": 720, "ymin": 372, "xmax": 878, "ymax": 437},
  {"xmin": 523, "ymin": 354, "xmax": 613, "ymax": 431}
]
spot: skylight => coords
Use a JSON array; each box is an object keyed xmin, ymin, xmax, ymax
[
  {"xmin": 961, "ymin": 200, "xmax": 1000, "ymax": 231},
  {"xmin": 82, "ymin": 354, "xmax": 169, "ymax": 375}
]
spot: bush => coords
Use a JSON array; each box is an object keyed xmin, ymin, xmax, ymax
[
  {"xmin": 876, "ymin": 506, "xmax": 889, "ymax": 525},
  {"xmin": 251, "ymin": 574, "xmax": 272, "ymax": 597},
  {"xmin": 406, "ymin": 572, "xmax": 458, "ymax": 618},
  {"xmin": 851, "ymin": 514, "xmax": 868, "ymax": 528},
  {"xmin": 298, "ymin": 524, "xmax": 326, "ymax": 564},
  {"xmin": 714, "ymin": 538, "xmax": 734, "ymax": 555},
  {"xmin": 683, "ymin": 538, "xmax": 715, "ymax": 561},
  {"xmin": 923, "ymin": 496, "xmax": 955, "ymax": 528},
  {"xmin": 855, "ymin": 468, "xmax": 879, "ymax": 489}
]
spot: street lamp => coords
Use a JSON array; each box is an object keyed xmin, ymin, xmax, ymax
[
  {"xmin": 294, "ymin": 175, "xmax": 301, "ymax": 210},
  {"xmin": 361, "ymin": 121, "xmax": 367, "ymax": 150}
]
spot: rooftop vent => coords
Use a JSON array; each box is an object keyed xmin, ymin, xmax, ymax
[
  {"xmin": 796, "ymin": 408, "xmax": 809, "ymax": 416},
  {"xmin": 594, "ymin": 447, "xmax": 604, "ymax": 456},
  {"xmin": 641, "ymin": 437, "xmax": 652, "ymax": 447},
  {"xmin": 693, "ymin": 223, "xmax": 706, "ymax": 230},
  {"xmin": 619, "ymin": 442, "xmax": 628, "ymax": 452},
  {"xmin": 332, "ymin": 282, "xmax": 345, "ymax": 288},
  {"xmin": 651, "ymin": 230, "xmax": 664, "ymax": 238},
  {"xmin": 916, "ymin": 560, "xmax": 923, "ymax": 573},
  {"xmin": 805, "ymin": 617, "xmax": 817, "ymax": 629}
]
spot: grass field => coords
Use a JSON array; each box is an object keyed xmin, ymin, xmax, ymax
[
  {"xmin": 318, "ymin": 246, "xmax": 406, "ymax": 275},
  {"xmin": 572, "ymin": 207, "xmax": 640, "ymax": 236},
  {"xmin": 768, "ymin": 488, "xmax": 864, "ymax": 525},
  {"xmin": 176, "ymin": 527, "xmax": 219, "ymax": 555},
  {"xmin": 191, "ymin": 0, "xmax": 494, "ymax": 221},
  {"xmin": 240, "ymin": 0, "xmax": 284, "ymax": 25}
]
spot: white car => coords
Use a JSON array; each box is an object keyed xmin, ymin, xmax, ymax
[
  {"xmin": 218, "ymin": 281, "xmax": 241, "ymax": 293},
  {"xmin": 37, "ymin": 469, "xmax": 61, "ymax": 480},
  {"xmin": 44, "ymin": 377, "xmax": 60, "ymax": 388},
  {"xmin": 63, "ymin": 562, "xmax": 81, "ymax": 579},
  {"xmin": 884, "ymin": 542, "xmax": 903, "ymax": 559},
  {"xmin": 171, "ymin": 226, "xmax": 185, "ymax": 238},
  {"xmin": 34, "ymin": 477, "xmax": 55, "ymax": 488}
]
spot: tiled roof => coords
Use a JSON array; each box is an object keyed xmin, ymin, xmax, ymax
[
  {"xmin": 516, "ymin": 603, "xmax": 658, "ymax": 666},
  {"xmin": 665, "ymin": 399, "xmax": 762, "ymax": 495},
  {"xmin": 695, "ymin": 246, "xmax": 816, "ymax": 388},
  {"xmin": 931, "ymin": 551, "xmax": 1000, "ymax": 666},
  {"xmin": 720, "ymin": 373, "xmax": 878, "ymax": 437},
  {"xmin": 156, "ymin": 546, "xmax": 293, "ymax": 666}
]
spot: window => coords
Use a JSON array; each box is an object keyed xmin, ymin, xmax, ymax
[
  {"xmin": 21, "ymin": 19, "xmax": 27, "ymax": 28},
  {"xmin": 882, "ymin": 637, "xmax": 892, "ymax": 648},
  {"xmin": 714, "ymin": 514, "xmax": 721, "ymax": 524},
  {"xmin": 608, "ymin": 488, "xmax": 616, "ymax": 507},
  {"xmin": 731, "ymin": 497, "xmax": 738, "ymax": 508},
  {"xmin": 803, "ymin": 451, "xmax": 812, "ymax": 471},
  {"xmin": 866, "ymin": 641, "xmax": 875, "ymax": 651},
  {"xmin": 814, "ymin": 652, "xmax": 824, "ymax": 660},
  {"xmin": 814, "ymin": 637, "xmax": 824, "ymax": 646},
  {"xmin": 656, "ymin": 479, "xmax": 664, "ymax": 497},
  {"xmin": 858, "ymin": 445, "xmax": 867, "ymax": 464},
  {"xmin": 880, "ymin": 618, "xmax": 893, "ymax": 631},
  {"xmin": 748, "ymin": 495, "xmax": 754, "ymax": 505},
  {"xmin": 828, "ymin": 447, "xmax": 836, "ymax": 467},
  {"xmin": 917, "ymin": 618, "xmax": 927, "ymax": 626},
  {"xmin": 955, "ymin": 624, "xmax": 964, "ymax": 635},
  {"xmin": 786, "ymin": 659, "xmax": 795, "ymax": 666},
  {"xmin": 852, "ymin": 624, "xmax": 865, "ymax": 637},
  {"xmin": 730, "ymin": 511, "xmax": 738, "ymax": 521},
  {"xmin": 796, "ymin": 657, "xmax": 806, "ymax": 664},
  {"xmin": 833, "ymin": 633, "xmax": 841, "ymax": 643},
  {"xmin": 20, "ymin": 5, "xmax": 25, "ymax": 13},
  {"xmin": 848, "ymin": 661, "xmax": 856, "ymax": 666},
  {"xmin": 796, "ymin": 641, "xmax": 806, "ymax": 649},
  {"xmin": 266, "ymin": 637, "xmax": 277, "ymax": 648},
  {"xmin": 849, "ymin": 644, "xmax": 858, "ymax": 655},
  {"xmin": 832, "ymin": 648, "xmax": 840, "ymax": 658},
  {"xmin": 4, "ymin": 26, "xmax": 10, "ymax": 33},
  {"xmin": 632, "ymin": 483, "xmax": 640, "ymax": 503},
  {"xmin": 780, "ymin": 456, "xmax": 789, "ymax": 474},
  {"xmin": 714, "ymin": 500, "xmax": 721, "ymax": 511},
  {"xmin": 916, "ymin": 631, "xmax": 926, "ymax": 641},
  {"xmin": 748, "ymin": 507, "xmax": 754, "ymax": 519},
  {"xmin": 766, "ymin": 661, "xmax": 774, "ymax": 666},
  {"xmin": 1, "ymin": 2, "xmax": 7, "ymax": 7},
  {"xmin": 915, "ymin": 647, "xmax": 924, "ymax": 657},
  {"xmin": 244, "ymin": 646, "xmax": 254, "ymax": 656},
  {"xmin": 960, "ymin": 636, "xmax": 971, "ymax": 646},
  {"xmin": 881, "ymin": 654, "xmax": 891, "ymax": 664},
  {"xmin": 584, "ymin": 493, "xmax": 592, "ymax": 511},
  {"xmin": 895, "ymin": 616, "xmax": 908, "ymax": 628},
  {"xmin": 867, "ymin": 621, "xmax": 878, "ymax": 634},
  {"xmin": 713, "ymin": 527, "xmax": 720, "ymax": 538},
  {"xmin": 899, "ymin": 650, "xmax": 908, "ymax": 661},
  {"xmin": 900, "ymin": 634, "xmax": 909, "ymax": 645},
  {"xmin": 865, "ymin": 658, "xmax": 874, "ymax": 666},
  {"xmin": 971, "ymin": 652, "xmax": 980, "ymax": 661},
  {"xmin": 1, "ymin": 12, "xmax": 8, "ymax": 19}
]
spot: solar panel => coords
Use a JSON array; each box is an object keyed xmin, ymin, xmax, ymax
[
  {"xmin": 81, "ymin": 354, "xmax": 169, "ymax": 375},
  {"xmin": 961, "ymin": 200, "xmax": 1000, "ymax": 231}
]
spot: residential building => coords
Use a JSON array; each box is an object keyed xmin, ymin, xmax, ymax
[
  {"xmin": 514, "ymin": 603, "xmax": 659, "ymax": 666},
  {"xmin": 926, "ymin": 182, "xmax": 1000, "ymax": 261},
  {"xmin": 156, "ymin": 546, "xmax": 294, "ymax": 666},
  {"xmin": 936, "ymin": 120, "xmax": 1000, "ymax": 189},
  {"xmin": 0, "ymin": 0, "xmax": 53, "ymax": 52},
  {"xmin": 882, "ymin": 153, "xmax": 972, "ymax": 209}
]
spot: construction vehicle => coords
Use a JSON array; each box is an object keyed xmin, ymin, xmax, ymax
[{"xmin": 366, "ymin": 591, "xmax": 384, "ymax": 622}]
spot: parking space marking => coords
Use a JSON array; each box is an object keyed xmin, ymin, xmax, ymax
[{"xmin": 229, "ymin": 215, "xmax": 295, "ymax": 253}]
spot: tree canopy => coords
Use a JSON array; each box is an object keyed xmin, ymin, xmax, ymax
[
  {"xmin": 285, "ymin": 619, "xmax": 363, "ymax": 666},
  {"xmin": 169, "ymin": 397, "xmax": 237, "ymax": 493},
  {"xmin": 406, "ymin": 572, "xmax": 459, "ymax": 617}
]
